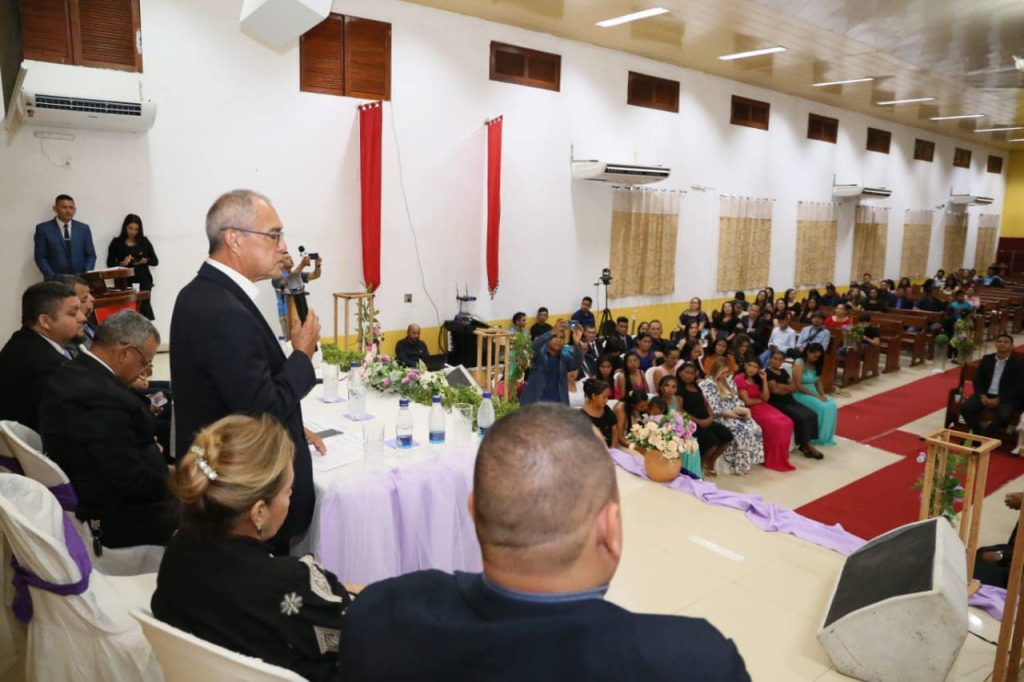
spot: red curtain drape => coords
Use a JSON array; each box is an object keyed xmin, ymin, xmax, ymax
[
  {"xmin": 486, "ymin": 116, "xmax": 503, "ymax": 298},
  {"xmin": 359, "ymin": 101, "xmax": 383, "ymax": 292}
]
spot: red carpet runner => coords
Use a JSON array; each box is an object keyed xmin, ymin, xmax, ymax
[{"xmin": 797, "ymin": 364, "xmax": 1024, "ymax": 540}]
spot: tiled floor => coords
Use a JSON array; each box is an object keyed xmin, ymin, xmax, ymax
[{"xmin": 605, "ymin": 347, "xmax": 1020, "ymax": 681}]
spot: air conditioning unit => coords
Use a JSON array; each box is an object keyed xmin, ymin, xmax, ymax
[
  {"xmin": 949, "ymin": 194, "xmax": 994, "ymax": 206},
  {"xmin": 6, "ymin": 60, "xmax": 156, "ymax": 133},
  {"xmin": 571, "ymin": 160, "xmax": 670, "ymax": 185},
  {"xmin": 831, "ymin": 182, "xmax": 892, "ymax": 199}
]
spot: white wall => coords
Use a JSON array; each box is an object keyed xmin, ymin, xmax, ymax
[{"xmin": 0, "ymin": 0, "xmax": 1007, "ymax": 340}]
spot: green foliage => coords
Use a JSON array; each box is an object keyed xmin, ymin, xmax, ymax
[
  {"xmin": 508, "ymin": 332, "xmax": 534, "ymax": 385},
  {"xmin": 912, "ymin": 450, "xmax": 967, "ymax": 523},
  {"xmin": 321, "ymin": 343, "xmax": 364, "ymax": 367},
  {"xmin": 950, "ymin": 316, "xmax": 976, "ymax": 354}
]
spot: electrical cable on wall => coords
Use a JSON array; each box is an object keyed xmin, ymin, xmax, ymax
[{"xmin": 387, "ymin": 102, "xmax": 443, "ymax": 338}]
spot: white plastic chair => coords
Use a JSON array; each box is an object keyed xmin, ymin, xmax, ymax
[
  {"xmin": 0, "ymin": 421, "xmax": 164, "ymax": 577},
  {"xmin": 0, "ymin": 474, "xmax": 161, "ymax": 681},
  {"xmin": 131, "ymin": 608, "xmax": 305, "ymax": 682},
  {"xmin": 644, "ymin": 366, "xmax": 659, "ymax": 393}
]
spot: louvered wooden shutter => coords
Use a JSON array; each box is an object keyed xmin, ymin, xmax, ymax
[
  {"xmin": 344, "ymin": 16, "xmax": 390, "ymax": 101},
  {"xmin": 300, "ymin": 14, "xmax": 345, "ymax": 96},
  {"xmin": 70, "ymin": 0, "xmax": 141, "ymax": 71},
  {"xmin": 20, "ymin": 0, "xmax": 73, "ymax": 64}
]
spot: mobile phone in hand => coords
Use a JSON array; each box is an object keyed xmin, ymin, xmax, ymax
[{"xmin": 149, "ymin": 391, "xmax": 168, "ymax": 408}]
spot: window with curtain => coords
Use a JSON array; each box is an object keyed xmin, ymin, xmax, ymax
[
  {"xmin": 794, "ymin": 201, "xmax": 836, "ymax": 286},
  {"xmin": 607, "ymin": 188, "xmax": 680, "ymax": 298},
  {"xmin": 942, "ymin": 211, "xmax": 968, "ymax": 273},
  {"xmin": 975, "ymin": 214, "xmax": 1001, "ymax": 271},
  {"xmin": 851, "ymin": 205, "xmax": 889, "ymax": 281},
  {"xmin": 900, "ymin": 210, "xmax": 933, "ymax": 279},
  {"xmin": 717, "ymin": 196, "xmax": 772, "ymax": 292}
]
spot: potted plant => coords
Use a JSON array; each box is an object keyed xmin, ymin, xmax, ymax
[
  {"xmin": 843, "ymin": 323, "xmax": 865, "ymax": 350},
  {"xmin": 319, "ymin": 343, "xmax": 344, "ymax": 400},
  {"xmin": 627, "ymin": 413, "xmax": 700, "ymax": 482}
]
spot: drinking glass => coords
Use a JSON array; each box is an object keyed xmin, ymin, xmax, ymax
[
  {"xmin": 363, "ymin": 421, "xmax": 384, "ymax": 458},
  {"xmin": 452, "ymin": 403, "xmax": 474, "ymax": 449}
]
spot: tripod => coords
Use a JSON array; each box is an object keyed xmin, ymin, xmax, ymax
[{"xmin": 594, "ymin": 280, "xmax": 614, "ymax": 337}]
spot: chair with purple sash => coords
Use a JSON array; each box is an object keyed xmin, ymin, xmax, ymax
[
  {"xmin": 0, "ymin": 474, "xmax": 160, "ymax": 681},
  {"xmin": 0, "ymin": 421, "xmax": 163, "ymax": 577}
]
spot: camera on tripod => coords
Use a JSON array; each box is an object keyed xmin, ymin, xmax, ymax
[{"xmin": 599, "ymin": 268, "xmax": 612, "ymax": 286}]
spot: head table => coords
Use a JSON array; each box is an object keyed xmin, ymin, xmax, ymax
[{"xmin": 292, "ymin": 386, "xmax": 483, "ymax": 585}]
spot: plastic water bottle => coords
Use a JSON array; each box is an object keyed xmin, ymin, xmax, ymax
[
  {"xmin": 396, "ymin": 398, "xmax": 414, "ymax": 449},
  {"xmin": 428, "ymin": 395, "xmax": 445, "ymax": 444},
  {"xmin": 478, "ymin": 392, "xmax": 495, "ymax": 437},
  {"xmin": 348, "ymin": 362, "xmax": 366, "ymax": 419}
]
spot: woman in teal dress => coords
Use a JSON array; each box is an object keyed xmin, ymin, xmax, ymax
[{"xmin": 791, "ymin": 342, "xmax": 838, "ymax": 446}]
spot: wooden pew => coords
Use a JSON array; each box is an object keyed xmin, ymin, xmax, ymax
[
  {"xmin": 877, "ymin": 320, "xmax": 903, "ymax": 373},
  {"xmin": 790, "ymin": 321, "xmax": 840, "ymax": 394}
]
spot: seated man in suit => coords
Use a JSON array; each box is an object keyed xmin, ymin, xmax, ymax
[
  {"xmin": 33, "ymin": 194, "xmax": 97, "ymax": 277},
  {"xmin": 342, "ymin": 403, "xmax": 749, "ymax": 681},
  {"xmin": 961, "ymin": 333, "xmax": 1023, "ymax": 437},
  {"xmin": 0, "ymin": 281, "xmax": 84, "ymax": 431},
  {"xmin": 47, "ymin": 274, "xmax": 98, "ymax": 346},
  {"xmin": 40, "ymin": 310, "xmax": 177, "ymax": 549},
  {"xmin": 395, "ymin": 324, "xmax": 429, "ymax": 368}
]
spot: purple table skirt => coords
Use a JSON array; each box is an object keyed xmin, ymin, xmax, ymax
[
  {"xmin": 313, "ymin": 448, "xmax": 482, "ymax": 585},
  {"xmin": 609, "ymin": 448, "xmax": 1007, "ymax": 621}
]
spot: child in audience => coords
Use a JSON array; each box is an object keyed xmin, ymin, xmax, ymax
[{"xmin": 614, "ymin": 389, "xmax": 650, "ymax": 450}]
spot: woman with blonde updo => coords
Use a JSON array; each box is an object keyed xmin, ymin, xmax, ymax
[{"xmin": 151, "ymin": 414, "xmax": 353, "ymax": 681}]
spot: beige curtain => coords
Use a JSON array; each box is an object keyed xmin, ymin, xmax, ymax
[
  {"xmin": 975, "ymin": 214, "xmax": 1000, "ymax": 271},
  {"xmin": 717, "ymin": 196, "xmax": 772, "ymax": 292},
  {"xmin": 851, "ymin": 205, "xmax": 889, "ymax": 281},
  {"xmin": 794, "ymin": 202, "xmax": 837, "ymax": 286},
  {"xmin": 900, "ymin": 209, "xmax": 933, "ymax": 279},
  {"xmin": 608, "ymin": 188, "xmax": 680, "ymax": 298},
  {"xmin": 942, "ymin": 210, "xmax": 968, "ymax": 273}
]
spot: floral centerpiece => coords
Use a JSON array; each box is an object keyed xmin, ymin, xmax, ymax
[
  {"xmin": 627, "ymin": 413, "xmax": 700, "ymax": 482},
  {"xmin": 950, "ymin": 316, "xmax": 975, "ymax": 360}
]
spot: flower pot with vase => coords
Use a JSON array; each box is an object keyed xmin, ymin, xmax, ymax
[{"xmin": 640, "ymin": 448, "xmax": 682, "ymax": 482}]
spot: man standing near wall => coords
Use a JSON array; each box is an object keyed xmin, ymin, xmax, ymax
[
  {"xmin": 170, "ymin": 189, "xmax": 322, "ymax": 549},
  {"xmin": 34, "ymin": 194, "xmax": 97, "ymax": 277}
]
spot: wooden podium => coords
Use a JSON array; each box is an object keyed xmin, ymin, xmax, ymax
[
  {"xmin": 994, "ymin": 500, "xmax": 1024, "ymax": 681},
  {"xmin": 918, "ymin": 428, "xmax": 1000, "ymax": 595},
  {"xmin": 82, "ymin": 268, "xmax": 150, "ymax": 322}
]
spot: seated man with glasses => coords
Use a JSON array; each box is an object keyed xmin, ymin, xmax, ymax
[{"xmin": 40, "ymin": 310, "xmax": 178, "ymax": 550}]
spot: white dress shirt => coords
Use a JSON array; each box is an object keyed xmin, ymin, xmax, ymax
[
  {"xmin": 82, "ymin": 347, "xmax": 117, "ymax": 377},
  {"xmin": 35, "ymin": 332, "xmax": 71, "ymax": 359},
  {"xmin": 206, "ymin": 259, "xmax": 260, "ymax": 303},
  {"xmin": 988, "ymin": 355, "xmax": 1009, "ymax": 396}
]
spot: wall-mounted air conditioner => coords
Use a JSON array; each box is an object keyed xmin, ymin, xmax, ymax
[
  {"xmin": 5, "ymin": 60, "xmax": 156, "ymax": 133},
  {"xmin": 949, "ymin": 194, "xmax": 994, "ymax": 206},
  {"xmin": 571, "ymin": 160, "xmax": 670, "ymax": 185},
  {"xmin": 831, "ymin": 182, "xmax": 892, "ymax": 199}
]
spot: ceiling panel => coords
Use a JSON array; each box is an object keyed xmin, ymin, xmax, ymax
[{"xmin": 403, "ymin": 0, "xmax": 1024, "ymax": 150}]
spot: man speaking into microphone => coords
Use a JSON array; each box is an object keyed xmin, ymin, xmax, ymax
[{"xmin": 170, "ymin": 190, "xmax": 321, "ymax": 549}]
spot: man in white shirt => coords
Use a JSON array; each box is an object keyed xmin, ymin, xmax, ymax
[
  {"xmin": 961, "ymin": 334, "xmax": 1023, "ymax": 437},
  {"xmin": 760, "ymin": 316, "xmax": 798, "ymax": 367},
  {"xmin": 0, "ymin": 281, "xmax": 85, "ymax": 431}
]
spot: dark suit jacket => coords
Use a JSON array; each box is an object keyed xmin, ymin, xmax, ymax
[
  {"xmin": 0, "ymin": 328, "xmax": 68, "ymax": 431},
  {"xmin": 341, "ymin": 570, "xmax": 750, "ymax": 681},
  {"xmin": 972, "ymin": 353, "xmax": 1024, "ymax": 402},
  {"xmin": 39, "ymin": 354, "xmax": 177, "ymax": 548},
  {"xmin": 520, "ymin": 332, "xmax": 583, "ymax": 405},
  {"xmin": 395, "ymin": 338, "xmax": 428, "ymax": 368},
  {"xmin": 34, "ymin": 218, "xmax": 97, "ymax": 277},
  {"xmin": 170, "ymin": 262, "xmax": 316, "ymax": 542}
]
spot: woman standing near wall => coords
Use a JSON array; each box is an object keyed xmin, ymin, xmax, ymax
[{"xmin": 107, "ymin": 213, "xmax": 159, "ymax": 320}]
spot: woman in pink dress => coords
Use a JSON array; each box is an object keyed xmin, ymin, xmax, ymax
[{"xmin": 734, "ymin": 359, "xmax": 795, "ymax": 472}]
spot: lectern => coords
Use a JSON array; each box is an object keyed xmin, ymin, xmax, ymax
[{"xmin": 82, "ymin": 268, "xmax": 150, "ymax": 322}]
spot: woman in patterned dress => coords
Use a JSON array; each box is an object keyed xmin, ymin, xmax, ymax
[
  {"xmin": 699, "ymin": 357, "xmax": 765, "ymax": 475},
  {"xmin": 152, "ymin": 414, "xmax": 356, "ymax": 682}
]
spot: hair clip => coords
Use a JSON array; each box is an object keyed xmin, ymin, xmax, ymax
[{"xmin": 191, "ymin": 444, "xmax": 218, "ymax": 481}]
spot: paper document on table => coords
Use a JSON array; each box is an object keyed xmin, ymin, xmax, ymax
[{"xmin": 309, "ymin": 427, "xmax": 364, "ymax": 471}]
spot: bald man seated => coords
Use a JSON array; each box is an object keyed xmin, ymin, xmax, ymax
[
  {"xmin": 395, "ymin": 324, "xmax": 428, "ymax": 368},
  {"xmin": 341, "ymin": 404, "xmax": 750, "ymax": 681}
]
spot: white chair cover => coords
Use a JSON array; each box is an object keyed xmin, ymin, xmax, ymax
[
  {"xmin": 131, "ymin": 608, "xmax": 305, "ymax": 682},
  {"xmin": 0, "ymin": 420, "xmax": 164, "ymax": 576},
  {"xmin": 0, "ymin": 475, "xmax": 161, "ymax": 681}
]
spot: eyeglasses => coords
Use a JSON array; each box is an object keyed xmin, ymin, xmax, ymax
[
  {"xmin": 220, "ymin": 226, "xmax": 284, "ymax": 243},
  {"xmin": 127, "ymin": 345, "xmax": 154, "ymax": 370}
]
